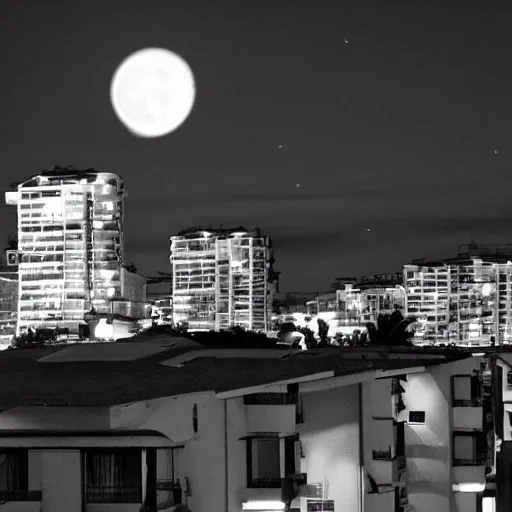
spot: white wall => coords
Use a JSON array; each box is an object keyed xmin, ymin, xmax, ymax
[
  {"xmin": 453, "ymin": 407, "xmax": 483, "ymax": 430},
  {"xmin": 246, "ymin": 404, "xmax": 295, "ymax": 433},
  {"xmin": 454, "ymin": 492, "xmax": 478, "ymax": 512},
  {"xmin": 298, "ymin": 385, "xmax": 360, "ymax": 512},
  {"xmin": 41, "ymin": 449, "xmax": 83, "ymax": 512},
  {"xmin": 226, "ymin": 397, "xmax": 251, "ymax": 511},
  {"xmin": 399, "ymin": 357, "xmax": 483, "ymax": 512},
  {"xmin": 183, "ymin": 397, "xmax": 226, "ymax": 512},
  {"xmin": 0, "ymin": 406, "xmax": 111, "ymax": 430}
]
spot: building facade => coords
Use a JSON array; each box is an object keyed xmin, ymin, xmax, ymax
[
  {"xmin": 5, "ymin": 166, "xmax": 145, "ymax": 337},
  {"xmin": 0, "ymin": 265, "xmax": 18, "ymax": 348},
  {"xmin": 0, "ymin": 342, "xmax": 499, "ymax": 512},
  {"xmin": 404, "ymin": 245, "xmax": 512, "ymax": 346},
  {"xmin": 170, "ymin": 227, "xmax": 276, "ymax": 332},
  {"xmin": 308, "ymin": 275, "xmax": 406, "ymax": 337}
]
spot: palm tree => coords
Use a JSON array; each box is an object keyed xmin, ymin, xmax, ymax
[{"xmin": 365, "ymin": 310, "xmax": 415, "ymax": 346}]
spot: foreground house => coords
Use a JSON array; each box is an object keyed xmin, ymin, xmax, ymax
[{"xmin": 0, "ymin": 336, "xmax": 502, "ymax": 512}]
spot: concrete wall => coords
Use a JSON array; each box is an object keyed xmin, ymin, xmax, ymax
[
  {"xmin": 0, "ymin": 406, "xmax": 111, "ymax": 430},
  {"xmin": 42, "ymin": 449, "xmax": 83, "ymax": 512},
  {"xmin": 362, "ymin": 378, "xmax": 397, "ymax": 495},
  {"xmin": 297, "ymin": 385, "xmax": 360, "ymax": 512},
  {"xmin": 399, "ymin": 357, "xmax": 482, "ymax": 512},
  {"xmin": 400, "ymin": 369, "xmax": 452, "ymax": 512},
  {"xmin": 246, "ymin": 404, "xmax": 295, "ymax": 433},
  {"xmin": 183, "ymin": 396, "xmax": 226, "ymax": 512},
  {"xmin": 121, "ymin": 268, "xmax": 147, "ymax": 318},
  {"xmin": 226, "ymin": 397, "xmax": 251, "ymax": 512}
]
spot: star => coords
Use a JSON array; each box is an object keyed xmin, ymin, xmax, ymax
[
  {"xmin": 278, "ymin": 144, "xmax": 283, "ymax": 149},
  {"xmin": 494, "ymin": 149, "xmax": 499, "ymax": 155},
  {"xmin": 296, "ymin": 183, "xmax": 301, "ymax": 188}
]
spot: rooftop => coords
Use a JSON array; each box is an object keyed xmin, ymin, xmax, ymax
[{"xmin": 0, "ymin": 331, "xmax": 476, "ymax": 409}]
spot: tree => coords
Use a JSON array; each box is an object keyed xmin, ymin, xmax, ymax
[{"xmin": 365, "ymin": 310, "xmax": 415, "ymax": 346}]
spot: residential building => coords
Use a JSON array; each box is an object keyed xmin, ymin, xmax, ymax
[
  {"xmin": 404, "ymin": 244, "xmax": 512, "ymax": 346},
  {"xmin": 0, "ymin": 260, "xmax": 18, "ymax": 349},
  {"xmin": 146, "ymin": 275, "xmax": 173, "ymax": 325},
  {"xmin": 170, "ymin": 227, "xmax": 277, "ymax": 332},
  {"xmin": 5, "ymin": 166, "xmax": 146, "ymax": 337},
  {"xmin": 309, "ymin": 274, "xmax": 406, "ymax": 337},
  {"xmin": 0, "ymin": 337, "xmax": 500, "ymax": 512}
]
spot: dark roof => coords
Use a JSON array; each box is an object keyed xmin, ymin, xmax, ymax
[
  {"xmin": 11, "ymin": 166, "xmax": 123, "ymax": 189},
  {"xmin": 0, "ymin": 336, "xmax": 471, "ymax": 409}
]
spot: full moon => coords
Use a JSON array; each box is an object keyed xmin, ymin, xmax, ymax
[{"xmin": 110, "ymin": 48, "xmax": 196, "ymax": 138}]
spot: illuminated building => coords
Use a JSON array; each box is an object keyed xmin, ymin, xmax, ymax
[
  {"xmin": 146, "ymin": 274, "xmax": 173, "ymax": 325},
  {"xmin": 404, "ymin": 244, "xmax": 512, "ymax": 346},
  {"xmin": 5, "ymin": 166, "xmax": 146, "ymax": 337},
  {"xmin": 0, "ymin": 257, "xmax": 18, "ymax": 349},
  {"xmin": 170, "ymin": 227, "xmax": 276, "ymax": 332},
  {"xmin": 309, "ymin": 274, "xmax": 406, "ymax": 336}
]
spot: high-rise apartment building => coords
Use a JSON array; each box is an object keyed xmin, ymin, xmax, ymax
[
  {"xmin": 5, "ymin": 166, "xmax": 145, "ymax": 336},
  {"xmin": 170, "ymin": 227, "xmax": 276, "ymax": 332},
  {"xmin": 404, "ymin": 244, "xmax": 512, "ymax": 346},
  {"xmin": 0, "ymin": 253, "xmax": 18, "ymax": 348},
  {"xmin": 310, "ymin": 273, "xmax": 406, "ymax": 333}
]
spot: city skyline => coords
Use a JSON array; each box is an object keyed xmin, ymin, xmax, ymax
[{"xmin": 1, "ymin": 1, "xmax": 512, "ymax": 292}]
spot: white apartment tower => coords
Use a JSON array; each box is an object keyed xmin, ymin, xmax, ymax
[
  {"xmin": 170, "ymin": 227, "xmax": 275, "ymax": 332},
  {"xmin": 404, "ymin": 244, "xmax": 512, "ymax": 346},
  {"xmin": 5, "ymin": 166, "xmax": 130, "ymax": 336}
]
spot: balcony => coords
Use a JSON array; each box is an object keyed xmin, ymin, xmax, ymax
[
  {"xmin": 452, "ymin": 465, "xmax": 486, "ymax": 487},
  {"xmin": 452, "ymin": 406, "xmax": 483, "ymax": 430},
  {"xmin": 0, "ymin": 490, "xmax": 42, "ymax": 502},
  {"xmin": 86, "ymin": 485, "xmax": 142, "ymax": 503},
  {"xmin": 156, "ymin": 480, "xmax": 183, "ymax": 506}
]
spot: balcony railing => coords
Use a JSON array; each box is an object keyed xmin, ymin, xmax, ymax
[
  {"xmin": 453, "ymin": 455, "xmax": 486, "ymax": 466},
  {"xmin": 249, "ymin": 474, "xmax": 307, "ymax": 489},
  {"xmin": 372, "ymin": 449, "xmax": 393, "ymax": 461},
  {"xmin": 86, "ymin": 486, "xmax": 142, "ymax": 503},
  {"xmin": 156, "ymin": 480, "xmax": 182, "ymax": 505},
  {"xmin": 244, "ymin": 393, "xmax": 298, "ymax": 405},
  {"xmin": 249, "ymin": 478, "xmax": 282, "ymax": 488},
  {"xmin": 0, "ymin": 490, "xmax": 42, "ymax": 502},
  {"xmin": 453, "ymin": 398, "xmax": 483, "ymax": 407}
]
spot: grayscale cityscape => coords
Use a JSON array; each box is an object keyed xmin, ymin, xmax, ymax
[{"xmin": 0, "ymin": 1, "xmax": 510, "ymax": 512}]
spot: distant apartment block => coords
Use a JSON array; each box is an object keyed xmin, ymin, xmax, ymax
[
  {"xmin": 5, "ymin": 166, "xmax": 146, "ymax": 337},
  {"xmin": 170, "ymin": 227, "xmax": 277, "ymax": 332},
  {"xmin": 308, "ymin": 273, "xmax": 406, "ymax": 334},
  {"xmin": 0, "ymin": 259, "xmax": 18, "ymax": 348},
  {"xmin": 404, "ymin": 244, "xmax": 512, "ymax": 346},
  {"xmin": 146, "ymin": 275, "xmax": 173, "ymax": 325}
]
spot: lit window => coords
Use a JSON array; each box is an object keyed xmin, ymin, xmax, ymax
[{"xmin": 408, "ymin": 411, "xmax": 425, "ymax": 424}]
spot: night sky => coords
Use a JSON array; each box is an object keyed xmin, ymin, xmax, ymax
[{"xmin": 1, "ymin": 0, "xmax": 512, "ymax": 292}]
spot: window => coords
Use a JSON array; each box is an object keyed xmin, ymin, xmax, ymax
[
  {"xmin": 408, "ymin": 411, "xmax": 425, "ymax": 424},
  {"xmin": 0, "ymin": 449, "xmax": 39, "ymax": 501},
  {"xmin": 453, "ymin": 432, "xmax": 486, "ymax": 466},
  {"xmin": 85, "ymin": 449, "xmax": 142, "ymax": 503},
  {"xmin": 452, "ymin": 375, "xmax": 482, "ymax": 406},
  {"xmin": 246, "ymin": 436, "xmax": 297, "ymax": 488}
]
